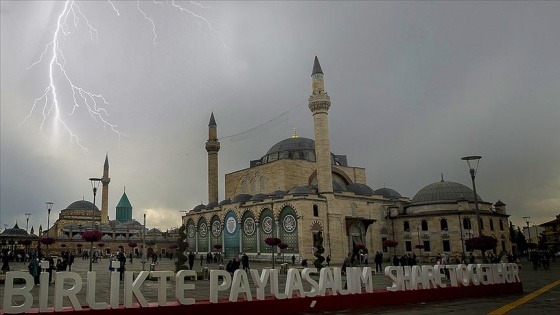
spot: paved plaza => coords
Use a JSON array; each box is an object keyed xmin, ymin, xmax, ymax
[{"xmin": 1, "ymin": 257, "xmax": 559, "ymax": 314}]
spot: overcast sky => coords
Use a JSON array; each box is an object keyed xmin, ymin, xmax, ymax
[{"xmin": 1, "ymin": 1, "xmax": 559, "ymax": 233}]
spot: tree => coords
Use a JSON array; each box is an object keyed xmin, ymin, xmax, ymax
[
  {"xmin": 174, "ymin": 225, "xmax": 189, "ymax": 272},
  {"xmin": 265, "ymin": 237, "xmax": 282, "ymax": 269},
  {"xmin": 313, "ymin": 231, "xmax": 326, "ymax": 270}
]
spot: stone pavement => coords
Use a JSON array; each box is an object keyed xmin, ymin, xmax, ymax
[{"xmin": 1, "ymin": 257, "xmax": 559, "ymax": 314}]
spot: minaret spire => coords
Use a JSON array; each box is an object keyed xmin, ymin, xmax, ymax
[
  {"xmin": 206, "ymin": 112, "xmax": 220, "ymax": 204},
  {"xmin": 308, "ymin": 56, "xmax": 333, "ymax": 194},
  {"xmin": 101, "ymin": 154, "xmax": 110, "ymax": 224}
]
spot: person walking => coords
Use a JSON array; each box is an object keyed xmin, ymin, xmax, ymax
[
  {"xmin": 375, "ymin": 252, "xmax": 383, "ymax": 273},
  {"xmin": 291, "ymin": 254, "xmax": 296, "ymax": 266},
  {"xmin": 188, "ymin": 252, "xmax": 195, "ymax": 270},
  {"xmin": 118, "ymin": 251, "xmax": 126, "ymax": 281}
]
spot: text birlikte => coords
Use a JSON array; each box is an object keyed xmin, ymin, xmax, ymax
[{"xmin": 2, "ymin": 263, "xmax": 521, "ymax": 314}]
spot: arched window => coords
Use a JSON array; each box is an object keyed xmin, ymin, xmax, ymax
[
  {"xmin": 440, "ymin": 219, "xmax": 448, "ymax": 231},
  {"xmin": 489, "ymin": 219, "xmax": 494, "ymax": 231},
  {"xmin": 313, "ymin": 205, "xmax": 319, "ymax": 217},
  {"xmin": 260, "ymin": 176, "xmax": 265, "ymax": 193},
  {"xmin": 421, "ymin": 220, "xmax": 428, "ymax": 231},
  {"xmin": 479, "ymin": 218, "xmax": 484, "ymax": 230},
  {"xmin": 403, "ymin": 221, "xmax": 410, "ymax": 232},
  {"xmin": 250, "ymin": 179, "xmax": 256, "ymax": 193},
  {"xmin": 463, "ymin": 217, "xmax": 472, "ymax": 230},
  {"xmin": 499, "ymin": 219, "xmax": 504, "ymax": 231}
]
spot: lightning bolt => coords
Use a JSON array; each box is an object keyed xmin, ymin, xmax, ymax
[
  {"xmin": 137, "ymin": 0, "xmax": 158, "ymax": 43},
  {"xmin": 23, "ymin": 0, "xmax": 124, "ymax": 152},
  {"xmin": 107, "ymin": 0, "xmax": 120, "ymax": 16},
  {"xmin": 23, "ymin": 0, "xmax": 227, "ymax": 152}
]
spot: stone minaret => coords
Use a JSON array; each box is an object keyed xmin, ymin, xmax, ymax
[
  {"xmin": 206, "ymin": 112, "xmax": 220, "ymax": 204},
  {"xmin": 101, "ymin": 154, "xmax": 110, "ymax": 223},
  {"xmin": 308, "ymin": 56, "xmax": 333, "ymax": 194}
]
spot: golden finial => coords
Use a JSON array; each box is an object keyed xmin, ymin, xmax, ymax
[{"xmin": 292, "ymin": 128, "xmax": 299, "ymax": 138}]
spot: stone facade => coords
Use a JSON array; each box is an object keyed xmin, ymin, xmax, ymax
[{"xmin": 181, "ymin": 56, "xmax": 512, "ymax": 264}]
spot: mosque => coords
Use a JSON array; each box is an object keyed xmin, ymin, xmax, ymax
[
  {"xmin": 181, "ymin": 56, "xmax": 512, "ymax": 263},
  {"xmin": 35, "ymin": 155, "xmax": 176, "ymax": 257}
]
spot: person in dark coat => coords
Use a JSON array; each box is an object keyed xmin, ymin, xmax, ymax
[
  {"xmin": 1, "ymin": 250, "xmax": 10, "ymax": 272},
  {"xmin": 232, "ymin": 255, "xmax": 241, "ymax": 271},
  {"xmin": 118, "ymin": 251, "xmax": 126, "ymax": 281},
  {"xmin": 392, "ymin": 255, "xmax": 399, "ymax": 267},
  {"xmin": 241, "ymin": 253, "xmax": 250, "ymax": 271},
  {"xmin": 188, "ymin": 252, "xmax": 195, "ymax": 270},
  {"xmin": 374, "ymin": 252, "xmax": 383, "ymax": 273},
  {"xmin": 400, "ymin": 255, "xmax": 407, "ymax": 269}
]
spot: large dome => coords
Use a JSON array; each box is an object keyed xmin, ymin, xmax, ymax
[
  {"xmin": 411, "ymin": 181, "xmax": 482, "ymax": 204},
  {"xmin": 261, "ymin": 137, "xmax": 317, "ymax": 164},
  {"xmin": 66, "ymin": 200, "xmax": 99, "ymax": 211}
]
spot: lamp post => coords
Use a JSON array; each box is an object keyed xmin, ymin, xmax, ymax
[
  {"xmin": 89, "ymin": 177, "xmax": 102, "ymax": 272},
  {"xmin": 523, "ymin": 216, "xmax": 531, "ymax": 252},
  {"xmin": 46, "ymin": 202, "xmax": 54, "ymax": 237},
  {"xmin": 461, "ymin": 156, "xmax": 482, "ymax": 237},
  {"xmin": 142, "ymin": 213, "xmax": 147, "ymax": 271},
  {"xmin": 25, "ymin": 213, "xmax": 32, "ymax": 233}
]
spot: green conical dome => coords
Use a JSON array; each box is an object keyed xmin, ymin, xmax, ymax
[
  {"xmin": 117, "ymin": 191, "xmax": 132, "ymax": 208},
  {"xmin": 116, "ymin": 189, "xmax": 133, "ymax": 223}
]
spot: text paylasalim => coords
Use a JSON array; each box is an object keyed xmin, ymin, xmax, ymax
[{"xmin": 2, "ymin": 263, "xmax": 521, "ymax": 314}]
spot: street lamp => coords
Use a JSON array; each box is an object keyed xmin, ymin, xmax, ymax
[
  {"xmin": 89, "ymin": 177, "xmax": 102, "ymax": 272},
  {"xmin": 25, "ymin": 213, "xmax": 32, "ymax": 233},
  {"xmin": 46, "ymin": 202, "xmax": 54, "ymax": 237},
  {"xmin": 522, "ymin": 216, "xmax": 531, "ymax": 251},
  {"xmin": 461, "ymin": 156, "xmax": 482, "ymax": 237}
]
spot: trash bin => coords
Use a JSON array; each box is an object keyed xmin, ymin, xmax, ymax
[
  {"xmin": 202, "ymin": 267, "xmax": 209, "ymax": 280},
  {"xmin": 280, "ymin": 263, "xmax": 288, "ymax": 274},
  {"xmin": 150, "ymin": 263, "xmax": 156, "ymax": 271}
]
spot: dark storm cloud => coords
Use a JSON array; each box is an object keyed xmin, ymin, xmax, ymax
[{"xmin": 1, "ymin": 1, "xmax": 559, "ymax": 231}]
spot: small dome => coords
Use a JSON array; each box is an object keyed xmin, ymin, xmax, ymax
[
  {"xmin": 346, "ymin": 183, "xmax": 375, "ymax": 195},
  {"xmin": 250, "ymin": 193, "xmax": 267, "ymax": 201},
  {"xmin": 332, "ymin": 181, "xmax": 348, "ymax": 192},
  {"xmin": 232, "ymin": 194, "xmax": 253, "ymax": 203},
  {"xmin": 205, "ymin": 202, "xmax": 218, "ymax": 210},
  {"xmin": 192, "ymin": 204, "xmax": 206, "ymax": 212},
  {"xmin": 101, "ymin": 234, "xmax": 113, "ymax": 240},
  {"xmin": 147, "ymin": 228, "xmax": 161, "ymax": 234},
  {"xmin": 411, "ymin": 180, "xmax": 482, "ymax": 204},
  {"xmin": 289, "ymin": 186, "xmax": 313, "ymax": 195},
  {"xmin": 373, "ymin": 187, "xmax": 402, "ymax": 199},
  {"xmin": 66, "ymin": 200, "xmax": 99, "ymax": 211},
  {"xmin": 123, "ymin": 220, "xmax": 142, "ymax": 226},
  {"xmin": 218, "ymin": 199, "xmax": 231, "ymax": 206},
  {"xmin": 268, "ymin": 190, "xmax": 286, "ymax": 198}
]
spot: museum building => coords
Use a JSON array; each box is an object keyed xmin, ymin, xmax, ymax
[{"xmin": 179, "ymin": 56, "xmax": 512, "ymax": 263}]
